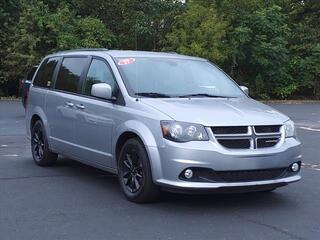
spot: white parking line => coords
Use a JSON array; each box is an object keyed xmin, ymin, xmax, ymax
[
  {"xmin": 299, "ymin": 126, "xmax": 320, "ymax": 132},
  {"xmin": 1, "ymin": 144, "xmax": 8, "ymax": 147},
  {"xmin": 302, "ymin": 163, "xmax": 320, "ymax": 171},
  {"xmin": 2, "ymin": 154, "xmax": 19, "ymax": 157}
]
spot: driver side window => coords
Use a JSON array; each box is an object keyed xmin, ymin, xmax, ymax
[{"xmin": 83, "ymin": 59, "xmax": 118, "ymax": 97}]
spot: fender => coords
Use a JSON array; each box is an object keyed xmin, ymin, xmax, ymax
[
  {"xmin": 28, "ymin": 105, "xmax": 53, "ymax": 148},
  {"xmin": 113, "ymin": 120, "xmax": 163, "ymax": 181}
]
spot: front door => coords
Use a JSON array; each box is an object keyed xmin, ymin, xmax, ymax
[{"xmin": 72, "ymin": 58, "xmax": 120, "ymax": 168}]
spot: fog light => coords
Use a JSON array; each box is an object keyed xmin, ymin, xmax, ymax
[
  {"xmin": 291, "ymin": 163, "xmax": 300, "ymax": 172},
  {"xmin": 184, "ymin": 169, "xmax": 193, "ymax": 179}
]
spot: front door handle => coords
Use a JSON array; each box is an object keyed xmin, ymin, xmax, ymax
[
  {"xmin": 65, "ymin": 102, "xmax": 74, "ymax": 108},
  {"xmin": 75, "ymin": 104, "xmax": 85, "ymax": 110}
]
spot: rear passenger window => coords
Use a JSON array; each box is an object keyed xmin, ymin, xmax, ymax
[
  {"xmin": 55, "ymin": 57, "xmax": 87, "ymax": 93},
  {"xmin": 33, "ymin": 58, "xmax": 59, "ymax": 88}
]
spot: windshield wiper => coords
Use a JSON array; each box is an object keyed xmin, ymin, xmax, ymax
[
  {"xmin": 178, "ymin": 93, "xmax": 232, "ymax": 98},
  {"xmin": 135, "ymin": 92, "xmax": 172, "ymax": 98}
]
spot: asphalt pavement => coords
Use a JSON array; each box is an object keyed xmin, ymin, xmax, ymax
[{"xmin": 0, "ymin": 100, "xmax": 319, "ymax": 240}]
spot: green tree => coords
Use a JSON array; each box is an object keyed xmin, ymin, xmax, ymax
[
  {"xmin": 2, "ymin": 0, "xmax": 114, "ymax": 96},
  {"xmin": 166, "ymin": 1, "xmax": 291, "ymax": 99},
  {"xmin": 1, "ymin": 0, "xmax": 319, "ymax": 99},
  {"xmin": 0, "ymin": 0, "xmax": 21, "ymax": 96},
  {"xmin": 285, "ymin": 0, "xmax": 320, "ymax": 98},
  {"xmin": 165, "ymin": 2, "xmax": 228, "ymax": 64},
  {"xmin": 75, "ymin": 0, "xmax": 184, "ymax": 50},
  {"xmin": 230, "ymin": 5, "xmax": 291, "ymax": 99}
]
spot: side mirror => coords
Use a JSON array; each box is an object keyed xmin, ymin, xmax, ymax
[
  {"xmin": 240, "ymin": 86, "xmax": 249, "ymax": 95},
  {"xmin": 91, "ymin": 83, "xmax": 112, "ymax": 100}
]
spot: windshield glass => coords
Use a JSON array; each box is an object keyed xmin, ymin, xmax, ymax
[{"xmin": 116, "ymin": 57, "xmax": 245, "ymax": 98}]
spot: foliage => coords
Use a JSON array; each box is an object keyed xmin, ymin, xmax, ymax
[
  {"xmin": 231, "ymin": 5, "xmax": 291, "ymax": 99},
  {"xmin": 0, "ymin": 0, "xmax": 319, "ymax": 99},
  {"xmin": 165, "ymin": 3, "xmax": 228, "ymax": 63},
  {"xmin": 0, "ymin": 0, "xmax": 21, "ymax": 96},
  {"xmin": 1, "ymin": 0, "xmax": 114, "ymax": 96},
  {"xmin": 285, "ymin": 0, "xmax": 320, "ymax": 98},
  {"xmin": 75, "ymin": 0, "xmax": 184, "ymax": 50}
]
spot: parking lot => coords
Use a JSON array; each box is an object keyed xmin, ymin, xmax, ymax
[{"xmin": 0, "ymin": 100, "xmax": 319, "ymax": 240}]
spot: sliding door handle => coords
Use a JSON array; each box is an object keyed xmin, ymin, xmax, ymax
[
  {"xmin": 65, "ymin": 102, "xmax": 74, "ymax": 107},
  {"xmin": 75, "ymin": 104, "xmax": 85, "ymax": 110}
]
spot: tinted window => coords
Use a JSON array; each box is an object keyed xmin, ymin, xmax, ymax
[
  {"xmin": 55, "ymin": 57, "xmax": 87, "ymax": 93},
  {"xmin": 33, "ymin": 58, "xmax": 59, "ymax": 88},
  {"xmin": 27, "ymin": 66, "xmax": 38, "ymax": 80},
  {"xmin": 83, "ymin": 59, "xmax": 118, "ymax": 96}
]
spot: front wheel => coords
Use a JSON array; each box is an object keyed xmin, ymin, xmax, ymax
[
  {"xmin": 117, "ymin": 138, "xmax": 160, "ymax": 203},
  {"xmin": 31, "ymin": 120, "xmax": 57, "ymax": 166}
]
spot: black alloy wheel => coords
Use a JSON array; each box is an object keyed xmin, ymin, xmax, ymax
[
  {"xmin": 32, "ymin": 126, "xmax": 45, "ymax": 161},
  {"xmin": 31, "ymin": 120, "xmax": 57, "ymax": 166},
  {"xmin": 118, "ymin": 138, "xmax": 160, "ymax": 203},
  {"xmin": 121, "ymin": 149, "xmax": 144, "ymax": 193}
]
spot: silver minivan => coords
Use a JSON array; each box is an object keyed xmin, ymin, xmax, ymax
[{"xmin": 26, "ymin": 49, "xmax": 302, "ymax": 202}]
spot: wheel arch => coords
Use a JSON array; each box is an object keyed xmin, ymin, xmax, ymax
[
  {"xmin": 28, "ymin": 106, "xmax": 51, "ymax": 147},
  {"xmin": 30, "ymin": 114, "xmax": 42, "ymax": 130},
  {"xmin": 113, "ymin": 120, "xmax": 163, "ymax": 181},
  {"xmin": 115, "ymin": 131, "xmax": 140, "ymax": 165}
]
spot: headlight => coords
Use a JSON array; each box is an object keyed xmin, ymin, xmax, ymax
[
  {"xmin": 284, "ymin": 120, "xmax": 296, "ymax": 138},
  {"xmin": 160, "ymin": 121, "xmax": 209, "ymax": 142}
]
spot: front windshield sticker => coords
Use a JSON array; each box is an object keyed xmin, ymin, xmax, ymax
[{"xmin": 118, "ymin": 58, "xmax": 135, "ymax": 66}]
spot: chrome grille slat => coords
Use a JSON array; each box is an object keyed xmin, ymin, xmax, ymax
[
  {"xmin": 211, "ymin": 125, "xmax": 283, "ymax": 150},
  {"xmin": 253, "ymin": 134, "xmax": 281, "ymax": 139}
]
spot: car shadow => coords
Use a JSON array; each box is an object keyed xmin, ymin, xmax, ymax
[{"xmin": 52, "ymin": 157, "xmax": 296, "ymax": 211}]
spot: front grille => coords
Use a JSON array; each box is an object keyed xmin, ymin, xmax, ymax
[
  {"xmin": 212, "ymin": 126, "xmax": 248, "ymax": 134},
  {"xmin": 215, "ymin": 168, "xmax": 286, "ymax": 182},
  {"xmin": 212, "ymin": 125, "xmax": 282, "ymax": 150},
  {"xmin": 255, "ymin": 125, "xmax": 281, "ymax": 134},
  {"xmin": 218, "ymin": 139, "xmax": 250, "ymax": 149},
  {"xmin": 257, "ymin": 138, "xmax": 279, "ymax": 148}
]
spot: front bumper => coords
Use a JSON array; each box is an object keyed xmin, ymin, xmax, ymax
[
  {"xmin": 157, "ymin": 175, "xmax": 301, "ymax": 193},
  {"xmin": 148, "ymin": 136, "xmax": 302, "ymax": 191}
]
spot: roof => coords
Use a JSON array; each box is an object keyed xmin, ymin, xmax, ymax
[{"xmin": 48, "ymin": 49, "xmax": 206, "ymax": 61}]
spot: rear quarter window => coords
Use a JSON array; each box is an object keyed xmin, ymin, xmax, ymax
[
  {"xmin": 33, "ymin": 57, "xmax": 59, "ymax": 88},
  {"xmin": 55, "ymin": 57, "xmax": 87, "ymax": 93}
]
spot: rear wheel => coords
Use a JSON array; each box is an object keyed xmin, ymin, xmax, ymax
[
  {"xmin": 31, "ymin": 120, "xmax": 57, "ymax": 166},
  {"xmin": 117, "ymin": 138, "xmax": 160, "ymax": 203}
]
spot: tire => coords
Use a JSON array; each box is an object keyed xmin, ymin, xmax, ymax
[
  {"xmin": 31, "ymin": 120, "xmax": 58, "ymax": 166},
  {"xmin": 117, "ymin": 138, "xmax": 160, "ymax": 203}
]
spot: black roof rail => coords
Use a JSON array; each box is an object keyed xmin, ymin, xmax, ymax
[{"xmin": 56, "ymin": 48, "xmax": 109, "ymax": 54}]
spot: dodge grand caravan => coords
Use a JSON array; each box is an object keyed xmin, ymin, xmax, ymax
[{"xmin": 26, "ymin": 49, "xmax": 302, "ymax": 202}]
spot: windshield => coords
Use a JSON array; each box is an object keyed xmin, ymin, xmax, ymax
[{"xmin": 115, "ymin": 57, "xmax": 245, "ymax": 98}]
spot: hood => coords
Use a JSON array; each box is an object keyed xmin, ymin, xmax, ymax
[{"xmin": 141, "ymin": 97, "xmax": 289, "ymax": 126}]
